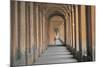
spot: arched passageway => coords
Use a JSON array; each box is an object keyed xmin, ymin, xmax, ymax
[
  {"xmin": 48, "ymin": 15, "xmax": 65, "ymax": 45},
  {"xmin": 11, "ymin": 1, "xmax": 95, "ymax": 66}
]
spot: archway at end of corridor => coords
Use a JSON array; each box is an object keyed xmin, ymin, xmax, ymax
[{"xmin": 48, "ymin": 11, "xmax": 66, "ymax": 46}]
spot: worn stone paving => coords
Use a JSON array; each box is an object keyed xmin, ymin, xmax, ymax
[{"xmin": 34, "ymin": 45, "xmax": 77, "ymax": 65}]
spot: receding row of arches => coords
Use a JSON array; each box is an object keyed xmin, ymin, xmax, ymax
[{"xmin": 11, "ymin": 1, "xmax": 95, "ymax": 66}]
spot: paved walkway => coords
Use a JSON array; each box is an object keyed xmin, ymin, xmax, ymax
[
  {"xmin": 55, "ymin": 39, "xmax": 62, "ymax": 45},
  {"xmin": 34, "ymin": 46, "xmax": 77, "ymax": 65}
]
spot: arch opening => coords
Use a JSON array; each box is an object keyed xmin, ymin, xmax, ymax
[{"xmin": 48, "ymin": 11, "xmax": 66, "ymax": 46}]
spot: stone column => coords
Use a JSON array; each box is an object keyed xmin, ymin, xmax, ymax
[
  {"xmin": 33, "ymin": 2, "xmax": 37, "ymax": 62},
  {"xmin": 73, "ymin": 6, "xmax": 77, "ymax": 50},
  {"xmin": 41, "ymin": 9, "xmax": 44, "ymax": 53},
  {"xmin": 72, "ymin": 6, "xmax": 75, "ymax": 49},
  {"xmin": 70, "ymin": 10, "xmax": 73, "ymax": 48},
  {"xmin": 85, "ymin": 6, "xmax": 95, "ymax": 61},
  {"xmin": 39, "ymin": 6, "xmax": 43, "ymax": 56},
  {"xmin": 67, "ymin": 15, "xmax": 70, "ymax": 45},
  {"xmin": 27, "ymin": 2, "xmax": 34, "ymax": 65},
  {"xmin": 11, "ymin": 1, "xmax": 18, "ymax": 66},
  {"xmin": 75, "ymin": 5, "xmax": 79, "ymax": 51},
  {"xmin": 25, "ymin": 2, "xmax": 30, "ymax": 65},
  {"xmin": 80, "ymin": 5, "xmax": 87, "ymax": 56},
  {"xmin": 19, "ymin": 1, "xmax": 26, "ymax": 65},
  {"xmin": 35, "ymin": 3, "xmax": 40, "ymax": 60},
  {"xmin": 91, "ymin": 6, "xmax": 95, "ymax": 61},
  {"xmin": 44, "ymin": 13, "xmax": 48, "ymax": 48},
  {"xmin": 65, "ymin": 13, "xmax": 68, "ymax": 45},
  {"xmin": 38, "ymin": 4, "xmax": 41, "ymax": 57},
  {"xmin": 42, "ymin": 8, "xmax": 47, "ymax": 52}
]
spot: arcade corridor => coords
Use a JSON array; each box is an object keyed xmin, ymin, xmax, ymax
[{"xmin": 11, "ymin": 1, "xmax": 95, "ymax": 66}]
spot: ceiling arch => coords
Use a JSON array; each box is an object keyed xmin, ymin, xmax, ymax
[{"xmin": 48, "ymin": 11, "xmax": 65, "ymax": 22}]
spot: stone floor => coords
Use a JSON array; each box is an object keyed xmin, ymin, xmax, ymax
[
  {"xmin": 34, "ymin": 45, "xmax": 77, "ymax": 65},
  {"xmin": 55, "ymin": 39, "xmax": 62, "ymax": 45}
]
